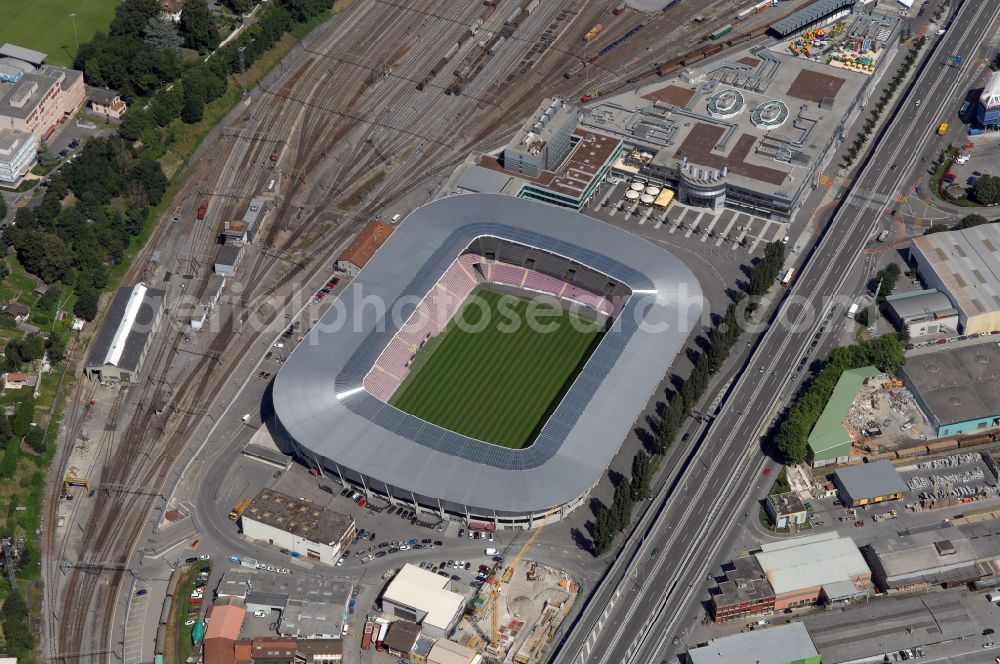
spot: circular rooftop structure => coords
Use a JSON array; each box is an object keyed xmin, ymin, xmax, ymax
[
  {"xmin": 751, "ymin": 100, "xmax": 790, "ymax": 129},
  {"xmin": 707, "ymin": 88, "xmax": 745, "ymax": 119}
]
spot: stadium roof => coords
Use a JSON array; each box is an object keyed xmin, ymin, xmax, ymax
[
  {"xmin": 834, "ymin": 460, "xmax": 909, "ymax": 502},
  {"xmin": 272, "ymin": 194, "xmax": 700, "ymax": 514},
  {"xmin": 808, "ymin": 366, "xmax": 880, "ymax": 461},
  {"xmin": 687, "ymin": 622, "xmax": 818, "ymax": 664},
  {"xmin": 756, "ymin": 532, "xmax": 870, "ymax": 595},
  {"xmin": 769, "ymin": 0, "xmax": 855, "ymax": 38}
]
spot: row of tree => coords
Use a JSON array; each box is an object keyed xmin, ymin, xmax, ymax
[
  {"xmin": 871, "ymin": 262, "xmax": 901, "ymax": 303},
  {"xmin": 592, "ymin": 243, "xmax": 786, "ymax": 554},
  {"xmin": 843, "ymin": 39, "xmax": 925, "ymax": 168},
  {"xmin": 0, "ymin": 586, "xmax": 33, "ymax": 658},
  {"xmin": 775, "ymin": 335, "xmax": 907, "ymax": 465},
  {"xmin": 4, "ymin": 137, "xmax": 168, "ymax": 319}
]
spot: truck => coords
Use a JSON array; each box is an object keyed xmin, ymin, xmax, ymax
[
  {"xmin": 847, "ymin": 303, "xmax": 860, "ymax": 318},
  {"xmin": 937, "ymin": 122, "xmax": 949, "ymax": 136},
  {"xmin": 197, "ymin": 199, "xmax": 208, "ymax": 220},
  {"xmin": 780, "ymin": 268, "xmax": 794, "ymax": 287},
  {"xmin": 612, "ymin": 2, "xmax": 626, "ymax": 14},
  {"xmin": 229, "ymin": 499, "xmax": 250, "ymax": 521},
  {"xmin": 375, "ymin": 621, "xmax": 389, "ymax": 651},
  {"xmin": 987, "ymin": 592, "xmax": 1000, "ymax": 603},
  {"xmin": 584, "ymin": 24, "xmax": 604, "ymax": 41}
]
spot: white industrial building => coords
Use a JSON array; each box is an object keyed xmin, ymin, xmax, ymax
[
  {"xmin": 240, "ymin": 489, "xmax": 355, "ymax": 565},
  {"xmin": 84, "ymin": 283, "xmax": 165, "ymax": 383},
  {"xmin": 381, "ymin": 563, "xmax": 465, "ymax": 638}
]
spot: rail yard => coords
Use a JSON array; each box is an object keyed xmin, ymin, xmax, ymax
[{"xmin": 39, "ymin": 0, "xmax": 816, "ymax": 660}]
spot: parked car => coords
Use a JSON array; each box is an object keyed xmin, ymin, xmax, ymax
[
  {"xmin": 254, "ymin": 610, "xmax": 267, "ymax": 618},
  {"xmin": 136, "ymin": 589, "xmax": 148, "ymax": 596},
  {"xmin": 185, "ymin": 557, "xmax": 198, "ymax": 564}
]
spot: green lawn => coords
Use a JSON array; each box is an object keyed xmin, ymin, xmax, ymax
[
  {"xmin": 0, "ymin": 0, "xmax": 118, "ymax": 68},
  {"xmin": 390, "ymin": 287, "xmax": 604, "ymax": 449}
]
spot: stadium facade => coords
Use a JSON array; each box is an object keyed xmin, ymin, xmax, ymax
[{"xmin": 271, "ymin": 194, "xmax": 701, "ymax": 529}]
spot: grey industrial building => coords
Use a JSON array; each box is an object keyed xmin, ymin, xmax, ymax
[
  {"xmin": 85, "ymin": 283, "xmax": 165, "ymax": 383},
  {"xmin": 863, "ymin": 524, "xmax": 981, "ymax": 590},
  {"xmin": 271, "ymin": 194, "xmax": 701, "ymax": 529},
  {"xmin": 216, "ymin": 567, "xmax": 352, "ymax": 638},
  {"xmin": 768, "ymin": 0, "xmax": 857, "ymax": 38},
  {"xmin": 502, "ymin": 97, "xmax": 578, "ymax": 177},
  {"xmin": 686, "ymin": 622, "xmax": 819, "ymax": 664},
  {"xmin": 214, "ymin": 242, "xmax": 243, "ymax": 276},
  {"xmin": 900, "ymin": 342, "xmax": 1000, "ymax": 438},
  {"xmin": 884, "ymin": 289, "xmax": 958, "ymax": 338},
  {"xmin": 910, "ymin": 224, "xmax": 1000, "ymax": 335},
  {"xmin": 832, "ymin": 460, "xmax": 908, "ymax": 507}
]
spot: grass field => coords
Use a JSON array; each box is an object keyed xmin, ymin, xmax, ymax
[
  {"xmin": 390, "ymin": 288, "xmax": 604, "ymax": 449},
  {"xmin": 0, "ymin": 0, "xmax": 117, "ymax": 68}
]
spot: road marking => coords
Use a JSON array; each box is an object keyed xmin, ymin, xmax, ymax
[
  {"xmin": 699, "ymin": 213, "xmax": 720, "ymax": 242},
  {"xmin": 715, "ymin": 214, "xmax": 738, "ymax": 247}
]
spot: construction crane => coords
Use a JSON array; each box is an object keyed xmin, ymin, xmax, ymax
[{"xmin": 489, "ymin": 509, "xmax": 553, "ymax": 650}]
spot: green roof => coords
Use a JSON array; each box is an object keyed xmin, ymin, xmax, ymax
[{"xmin": 808, "ymin": 366, "xmax": 880, "ymax": 462}]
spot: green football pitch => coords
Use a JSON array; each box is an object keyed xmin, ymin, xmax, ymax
[
  {"xmin": 0, "ymin": 0, "xmax": 117, "ymax": 68},
  {"xmin": 389, "ymin": 287, "xmax": 604, "ymax": 449}
]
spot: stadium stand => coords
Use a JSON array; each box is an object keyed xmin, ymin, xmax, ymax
[{"xmin": 364, "ymin": 246, "xmax": 618, "ymax": 402}]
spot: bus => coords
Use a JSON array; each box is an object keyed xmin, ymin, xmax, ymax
[
  {"xmin": 780, "ymin": 268, "xmax": 795, "ymax": 287},
  {"xmin": 375, "ymin": 621, "xmax": 389, "ymax": 651},
  {"xmin": 228, "ymin": 499, "xmax": 250, "ymax": 521},
  {"xmin": 361, "ymin": 621, "xmax": 374, "ymax": 650}
]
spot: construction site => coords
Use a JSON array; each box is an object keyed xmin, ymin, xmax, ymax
[
  {"xmin": 461, "ymin": 559, "xmax": 578, "ymax": 664},
  {"xmin": 844, "ymin": 374, "xmax": 935, "ymax": 455}
]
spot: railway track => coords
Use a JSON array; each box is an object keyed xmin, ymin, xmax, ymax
[{"xmin": 44, "ymin": 0, "xmax": 774, "ymax": 658}]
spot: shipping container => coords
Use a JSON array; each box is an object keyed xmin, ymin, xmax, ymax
[
  {"xmin": 362, "ymin": 621, "xmax": 374, "ymax": 650},
  {"xmin": 159, "ymin": 597, "xmax": 172, "ymax": 625},
  {"xmin": 969, "ymin": 128, "xmax": 984, "ymax": 136},
  {"xmin": 584, "ymin": 24, "xmax": 604, "ymax": 42},
  {"xmin": 710, "ymin": 24, "xmax": 734, "ymax": 40},
  {"xmin": 155, "ymin": 625, "xmax": 167, "ymax": 655},
  {"xmin": 926, "ymin": 438, "xmax": 959, "ymax": 452},
  {"xmin": 192, "ymin": 620, "xmax": 206, "ymax": 645}
]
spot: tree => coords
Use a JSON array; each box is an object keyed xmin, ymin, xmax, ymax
[
  {"xmin": 144, "ymin": 15, "xmax": 184, "ymax": 53},
  {"xmin": 1, "ymin": 588, "xmax": 34, "ymax": 656},
  {"xmin": 25, "ymin": 426, "xmax": 46, "ymax": 453},
  {"xmin": 12, "ymin": 398, "xmax": 33, "ymax": 438},
  {"xmin": 973, "ymin": 175, "xmax": 1000, "ymax": 206},
  {"xmin": 180, "ymin": 0, "xmax": 220, "ymax": 52},
  {"xmin": 592, "ymin": 505, "xmax": 615, "ymax": 555},
  {"xmin": 74, "ymin": 287, "xmax": 99, "ymax": 321},
  {"xmin": 150, "ymin": 87, "xmax": 183, "ymax": 126},
  {"xmin": 225, "ymin": 0, "xmax": 254, "ymax": 14},
  {"xmin": 0, "ymin": 195, "xmax": 6, "ymax": 221},
  {"xmin": 181, "ymin": 84, "xmax": 206, "ymax": 123},
  {"xmin": 611, "ymin": 481, "xmax": 633, "ymax": 533},
  {"xmin": 630, "ymin": 451, "xmax": 652, "ymax": 502},
  {"xmin": 37, "ymin": 139, "xmax": 56, "ymax": 168},
  {"xmin": 958, "ymin": 213, "xmax": 988, "ymax": 229},
  {"xmin": 119, "ymin": 108, "xmax": 155, "ymax": 141},
  {"xmin": 110, "ymin": 0, "xmax": 163, "ymax": 37}
]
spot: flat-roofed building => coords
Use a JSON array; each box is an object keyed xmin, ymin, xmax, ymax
[
  {"xmin": 911, "ymin": 224, "xmax": 1000, "ymax": 334},
  {"xmin": 0, "ymin": 62, "xmax": 85, "ymax": 141},
  {"xmin": 755, "ymin": 532, "xmax": 872, "ymax": 610},
  {"xmin": 0, "ymin": 127, "xmax": 35, "ymax": 183},
  {"xmin": 900, "ymin": 342, "xmax": 1000, "ymax": 437},
  {"xmin": 335, "ymin": 220, "xmax": 395, "ymax": 276},
  {"xmin": 863, "ymin": 524, "xmax": 981, "ymax": 591},
  {"xmin": 768, "ymin": 0, "xmax": 855, "ymax": 37},
  {"xmin": 884, "ymin": 289, "xmax": 959, "ymax": 338},
  {"xmin": 833, "ymin": 460, "xmax": 908, "ymax": 507},
  {"xmin": 765, "ymin": 492, "xmax": 807, "ymax": 529},
  {"xmin": 711, "ymin": 556, "xmax": 775, "ymax": 623},
  {"xmin": 427, "ymin": 639, "xmax": 482, "ymax": 664},
  {"xmin": 503, "ymin": 97, "xmax": 578, "ymax": 177},
  {"xmin": 240, "ymin": 489, "xmax": 355, "ymax": 565},
  {"xmin": 381, "ymin": 564, "xmax": 465, "ymax": 638},
  {"xmin": 686, "ymin": 622, "xmax": 820, "ymax": 664},
  {"xmin": 84, "ymin": 283, "xmax": 166, "ymax": 383}
]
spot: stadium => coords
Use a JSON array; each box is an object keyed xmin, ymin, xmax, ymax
[{"xmin": 271, "ymin": 194, "xmax": 701, "ymax": 529}]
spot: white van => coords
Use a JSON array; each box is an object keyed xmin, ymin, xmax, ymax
[
  {"xmin": 484, "ymin": 548, "xmax": 498, "ymax": 556},
  {"xmin": 391, "ymin": 213, "xmax": 402, "ymax": 224},
  {"xmin": 242, "ymin": 413, "xmax": 251, "ymax": 424}
]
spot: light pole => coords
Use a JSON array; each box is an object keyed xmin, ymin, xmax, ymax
[{"xmin": 69, "ymin": 13, "xmax": 79, "ymax": 52}]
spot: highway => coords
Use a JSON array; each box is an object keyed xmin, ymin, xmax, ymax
[{"xmin": 549, "ymin": 2, "xmax": 1000, "ymax": 663}]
